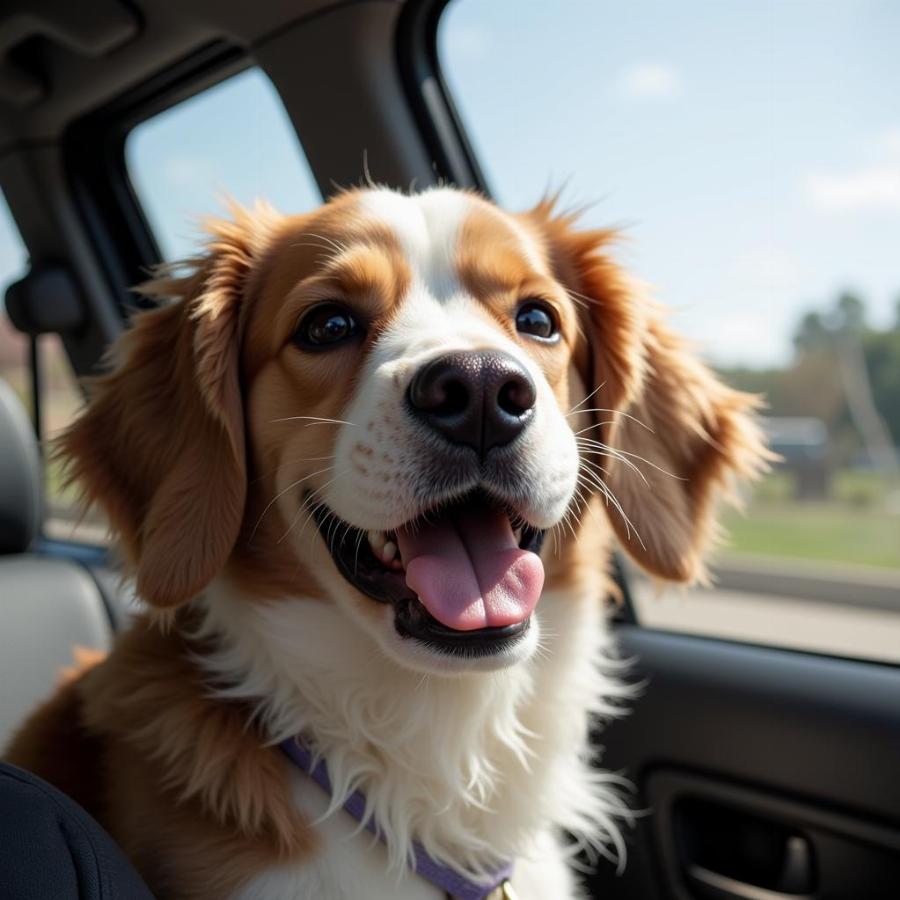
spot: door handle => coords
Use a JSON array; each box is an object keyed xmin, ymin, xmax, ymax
[
  {"xmin": 675, "ymin": 799, "xmax": 816, "ymax": 900},
  {"xmin": 688, "ymin": 852, "xmax": 814, "ymax": 900},
  {"xmin": 648, "ymin": 770, "xmax": 900, "ymax": 900}
]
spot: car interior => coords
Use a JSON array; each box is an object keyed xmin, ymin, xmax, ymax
[{"xmin": 0, "ymin": 1, "xmax": 898, "ymax": 897}]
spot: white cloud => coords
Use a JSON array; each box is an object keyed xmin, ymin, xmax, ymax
[
  {"xmin": 617, "ymin": 62, "xmax": 682, "ymax": 100},
  {"xmin": 879, "ymin": 126, "xmax": 900, "ymax": 157},
  {"xmin": 731, "ymin": 247, "xmax": 806, "ymax": 291},
  {"xmin": 805, "ymin": 126, "xmax": 900, "ymax": 213},
  {"xmin": 805, "ymin": 166, "xmax": 900, "ymax": 213},
  {"xmin": 674, "ymin": 305, "xmax": 795, "ymax": 368}
]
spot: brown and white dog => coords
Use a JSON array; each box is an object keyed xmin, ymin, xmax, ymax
[{"xmin": 5, "ymin": 187, "xmax": 766, "ymax": 899}]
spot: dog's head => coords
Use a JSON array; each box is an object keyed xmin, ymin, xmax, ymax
[{"xmin": 62, "ymin": 188, "xmax": 766, "ymax": 674}]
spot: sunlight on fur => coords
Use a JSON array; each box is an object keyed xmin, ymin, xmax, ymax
[
  {"xmin": 5, "ymin": 186, "xmax": 769, "ymax": 899},
  {"xmin": 195, "ymin": 578, "xmax": 638, "ymax": 879}
]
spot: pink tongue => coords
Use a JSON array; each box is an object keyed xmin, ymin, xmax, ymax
[{"xmin": 396, "ymin": 506, "xmax": 544, "ymax": 632}]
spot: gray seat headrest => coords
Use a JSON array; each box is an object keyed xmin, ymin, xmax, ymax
[{"xmin": 0, "ymin": 379, "xmax": 41, "ymax": 554}]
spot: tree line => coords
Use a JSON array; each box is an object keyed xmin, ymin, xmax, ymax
[{"xmin": 720, "ymin": 294, "xmax": 900, "ymax": 470}]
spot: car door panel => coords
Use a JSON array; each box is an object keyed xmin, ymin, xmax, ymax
[{"xmin": 586, "ymin": 627, "xmax": 900, "ymax": 898}]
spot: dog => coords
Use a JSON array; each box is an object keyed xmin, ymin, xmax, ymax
[{"xmin": 5, "ymin": 186, "xmax": 767, "ymax": 899}]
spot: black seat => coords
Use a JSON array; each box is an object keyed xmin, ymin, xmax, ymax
[
  {"xmin": 0, "ymin": 379, "xmax": 113, "ymax": 746},
  {"xmin": 0, "ymin": 762, "xmax": 155, "ymax": 899}
]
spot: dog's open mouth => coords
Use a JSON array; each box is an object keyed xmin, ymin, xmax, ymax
[{"xmin": 311, "ymin": 490, "xmax": 546, "ymax": 656}]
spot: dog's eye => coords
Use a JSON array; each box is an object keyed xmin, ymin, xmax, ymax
[
  {"xmin": 516, "ymin": 301, "xmax": 559, "ymax": 341},
  {"xmin": 294, "ymin": 303, "xmax": 361, "ymax": 350}
]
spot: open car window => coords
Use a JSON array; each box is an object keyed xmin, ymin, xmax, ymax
[
  {"xmin": 440, "ymin": 0, "xmax": 900, "ymax": 662},
  {"xmin": 126, "ymin": 67, "xmax": 321, "ymax": 261},
  {"xmin": 0, "ymin": 192, "xmax": 94, "ymax": 541}
]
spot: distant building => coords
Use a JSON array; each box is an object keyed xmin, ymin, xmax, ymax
[{"xmin": 762, "ymin": 416, "xmax": 830, "ymax": 499}]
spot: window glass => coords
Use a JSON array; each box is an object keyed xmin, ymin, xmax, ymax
[
  {"xmin": 0, "ymin": 192, "xmax": 29, "ymax": 409},
  {"xmin": 126, "ymin": 67, "xmax": 321, "ymax": 260},
  {"xmin": 40, "ymin": 334, "xmax": 100, "ymax": 542},
  {"xmin": 0, "ymin": 192, "xmax": 105, "ymax": 542},
  {"xmin": 441, "ymin": 0, "xmax": 900, "ymax": 660}
]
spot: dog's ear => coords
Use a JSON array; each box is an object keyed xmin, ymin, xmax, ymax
[
  {"xmin": 59, "ymin": 209, "xmax": 276, "ymax": 609},
  {"xmin": 525, "ymin": 201, "xmax": 770, "ymax": 582}
]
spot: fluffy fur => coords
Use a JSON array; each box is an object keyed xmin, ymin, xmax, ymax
[{"xmin": 4, "ymin": 186, "xmax": 768, "ymax": 899}]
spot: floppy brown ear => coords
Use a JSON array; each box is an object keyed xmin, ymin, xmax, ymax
[
  {"xmin": 59, "ymin": 211, "xmax": 273, "ymax": 608},
  {"xmin": 527, "ymin": 202, "xmax": 770, "ymax": 582}
]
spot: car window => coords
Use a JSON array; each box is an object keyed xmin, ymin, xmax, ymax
[
  {"xmin": 38, "ymin": 334, "xmax": 96, "ymax": 542},
  {"xmin": 440, "ymin": 0, "xmax": 900, "ymax": 662},
  {"xmin": 1, "ymin": 69, "xmax": 316, "ymax": 545},
  {"xmin": 0, "ymin": 193, "xmax": 97, "ymax": 542},
  {"xmin": 0, "ymin": 193, "xmax": 29, "ymax": 409},
  {"xmin": 125, "ymin": 67, "xmax": 321, "ymax": 261}
]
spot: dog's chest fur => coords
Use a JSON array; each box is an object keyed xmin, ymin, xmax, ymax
[
  {"xmin": 231, "ymin": 773, "xmax": 577, "ymax": 900},
  {"xmin": 231, "ymin": 770, "xmax": 445, "ymax": 899},
  {"xmin": 199, "ymin": 576, "xmax": 626, "ymax": 900}
]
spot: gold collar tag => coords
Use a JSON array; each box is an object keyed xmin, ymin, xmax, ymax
[{"xmin": 486, "ymin": 880, "xmax": 520, "ymax": 900}]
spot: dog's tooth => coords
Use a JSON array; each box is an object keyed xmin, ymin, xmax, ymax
[
  {"xmin": 381, "ymin": 541, "xmax": 398, "ymax": 564},
  {"xmin": 367, "ymin": 529, "xmax": 385, "ymax": 555}
]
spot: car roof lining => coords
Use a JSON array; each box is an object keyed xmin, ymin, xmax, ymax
[
  {"xmin": 0, "ymin": 0, "xmax": 467, "ymax": 381},
  {"xmin": 0, "ymin": 0, "xmax": 360, "ymax": 155}
]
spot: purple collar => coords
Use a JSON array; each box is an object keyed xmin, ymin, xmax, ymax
[{"xmin": 280, "ymin": 736, "xmax": 513, "ymax": 900}]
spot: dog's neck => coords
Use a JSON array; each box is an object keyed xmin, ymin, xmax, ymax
[{"xmin": 196, "ymin": 573, "xmax": 630, "ymax": 878}]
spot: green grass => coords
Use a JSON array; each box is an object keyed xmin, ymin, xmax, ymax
[
  {"xmin": 751, "ymin": 469, "xmax": 894, "ymax": 505},
  {"xmin": 722, "ymin": 503, "xmax": 900, "ymax": 571}
]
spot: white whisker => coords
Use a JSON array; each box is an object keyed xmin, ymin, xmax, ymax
[
  {"xmin": 577, "ymin": 437, "xmax": 683, "ymax": 481},
  {"xmin": 578, "ymin": 446, "xmax": 649, "ymax": 487},
  {"xmin": 577, "ymin": 469, "xmax": 646, "ymax": 551},
  {"xmin": 567, "ymin": 382, "xmax": 607, "ymax": 414},
  {"xmin": 278, "ymin": 474, "xmax": 342, "ymax": 545},
  {"xmin": 272, "ymin": 415, "xmax": 357, "ymax": 427},
  {"xmin": 568, "ymin": 408, "xmax": 654, "ymax": 432},
  {"xmin": 250, "ymin": 466, "xmax": 335, "ymax": 540}
]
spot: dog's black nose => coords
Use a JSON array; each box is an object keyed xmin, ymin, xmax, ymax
[{"xmin": 407, "ymin": 350, "xmax": 536, "ymax": 457}]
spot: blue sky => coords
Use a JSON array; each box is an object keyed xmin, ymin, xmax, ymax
[
  {"xmin": 125, "ymin": 70, "xmax": 321, "ymax": 262},
  {"xmin": 440, "ymin": 0, "xmax": 900, "ymax": 367},
  {"xmin": 4, "ymin": 0, "xmax": 898, "ymax": 371},
  {"xmin": 0, "ymin": 200, "xmax": 25, "ymax": 295}
]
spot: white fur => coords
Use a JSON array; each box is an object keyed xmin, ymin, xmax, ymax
[
  {"xmin": 270, "ymin": 187, "xmax": 583, "ymax": 676},
  {"xmin": 233, "ymin": 775, "xmax": 578, "ymax": 900},
  {"xmin": 327, "ymin": 288, "xmax": 580, "ymax": 529},
  {"xmin": 209, "ymin": 187, "xmax": 634, "ymax": 897},
  {"xmin": 198, "ymin": 578, "xmax": 631, "ymax": 899},
  {"xmin": 324, "ymin": 187, "xmax": 580, "ymax": 533},
  {"xmin": 233, "ymin": 776, "xmax": 578, "ymax": 900},
  {"xmin": 232, "ymin": 769, "xmax": 444, "ymax": 900},
  {"xmin": 358, "ymin": 188, "xmax": 471, "ymax": 300}
]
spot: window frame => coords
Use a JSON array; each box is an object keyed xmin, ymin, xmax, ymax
[
  {"xmin": 3, "ymin": 44, "xmax": 252, "ymax": 545},
  {"xmin": 395, "ymin": 0, "xmax": 487, "ymax": 192},
  {"xmin": 63, "ymin": 41, "xmax": 251, "ymax": 324},
  {"xmin": 41, "ymin": 45, "xmax": 314, "ymax": 548}
]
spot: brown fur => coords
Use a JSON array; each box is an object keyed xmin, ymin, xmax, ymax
[
  {"xmin": 4, "ymin": 189, "xmax": 768, "ymax": 898},
  {"xmin": 523, "ymin": 200, "xmax": 771, "ymax": 581},
  {"xmin": 6, "ymin": 614, "xmax": 315, "ymax": 898},
  {"xmin": 57, "ymin": 234, "xmax": 252, "ymax": 610},
  {"xmin": 4, "ymin": 659, "xmax": 106, "ymax": 814}
]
